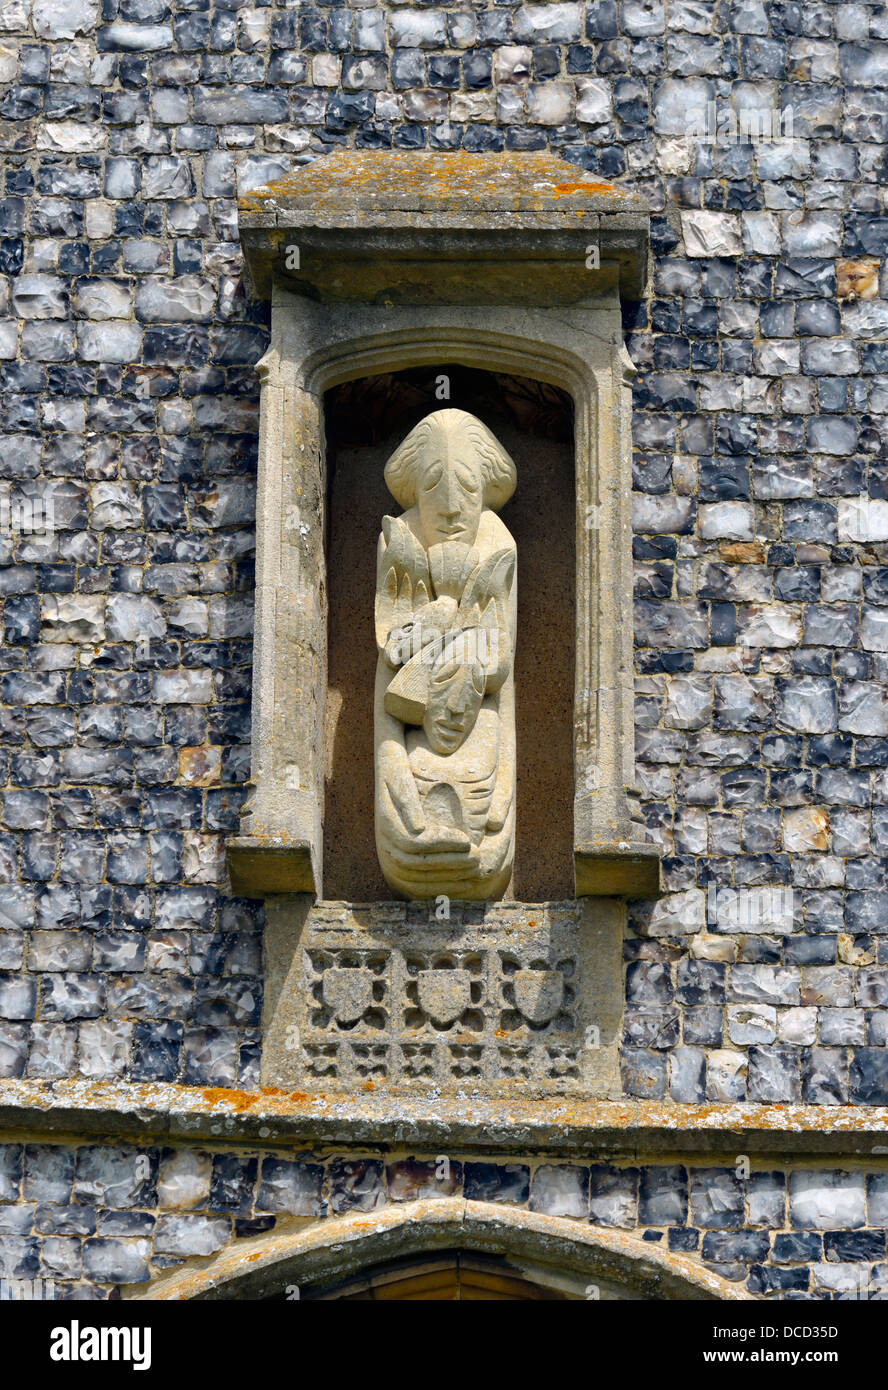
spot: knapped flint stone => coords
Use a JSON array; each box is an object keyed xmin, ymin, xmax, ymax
[
  {"xmin": 689, "ymin": 1168, "xmax": 744, "ymax": 1229},
  {"xmin": 621, "ymin": 1046, "xmax": 667, "ymax": 1097},
  {"xmin": 772, "ymin": 1231, "xmax": 821, "ymax": 1265},
  {"xmin": 668, "ymin": 1045, "xmax": 705, "ymax": 1102},
  {"xmin": 464, "ymin": 1162, "xmax": 530, "ymax": 1206},
  {"xmin": 34, "ymin": 1204, "xmax": 96, "ymax": 1237},
  {"xmin": 588, "ymin": 1164, "xmax": 638, "ymax": 1228},
  {"xmin": 98, "ymin": 1211, "xmax": 155, "ymax": 1240},
  {"xmin": 82, "ymin": 1236, "xmax": 150, "ymax": 1283},
  {"xmin": 0, "ymin": 1201, "xmax": 31, "ymax": 1236},
  {"xmin": 626, "ymin": 959, "xmax": 673, "ymax": 1003},
  {"xmin": 742, "ymin": 1171, "xmax": 784, "ymax": 1229},
  {"xmin": 210, "ymin": 1154, "xmax": 258, "ymax": 1213},
  {"xmin": 748, "ymin": 1045, "xmax": 801, "ymax": 1102},
  {"xmin": 728, "ymin": 1005, "xmax": 776, "ymax": 1046},
  {"xmin": 325, "ymin": 1157, "xmax": 383, "ymax": 1215},
  {"xmin": 33, "ymin": 0, "xmax": 97, "ymax": 39},
  {"xmin": 0, "ymin": 1235, "xmax": 39, "ymax": 1279},
  {"xmin": 182, "ymin": 1027, "xmax": 238, "ymax": 1086},
  {"xmin": 256, "ymin": 1157, "xmax": 323, "ymax": 1216},
  {"xmin": 789, "ymin": 1171, "xmax": 866, "ymax": 1231},
  {"xmin": 706, "ymin": 1049, "xmax": 747, "ymax": 1101},
  {"xmin": 97, "ymin": 23, "xmax": 172, "ymax": 51},
  {"xmin": 135, "ymin": 277, "xmax": 215, "ymax": 324},
  {"xmin": 12, "ymin": 274, "xmax": 68, "ymax": 319},
  {"xmin": 639, "ymin": 1164, "xmax": 687, "ymax": 1226},
  {"xmin": 384, "ymin": 1158, "xmax": 461, "ymax": 1203},
  {"xmin": 624, "ymin": 1007, "xmax": 680, "ymax": 1048},
  {"xmin": 21, "ymin": 1144, "xmax": 72, "ymax": 1204},
  {"xmin": 526, "ymin": 1164, "xmax": 589, "ymax": 1218},
  {"xmin": 849, "ymin": 1048, "xmax": 888, "ymax": 1104},
  {"xmin": 729, "ymin": 965, "xmax": 800, "ymax": 1007},
  {"xmin": 750, "ymin": 1267, "xmax": 811, "ymax": 1295},
  {"xmin": 389, "ymin": 10, "xmax": 447, "ymax": 48},
  {"xmin": 701, "ymin": 1230, "xmax": 769, "ymax": 1264},
  {"xmin": 130, "ymin": 1020, "xmax": 181, "ymax": 1082},
  {"xmin": 41, "ymin": 1234, "xmax": 83, "ymax": 1279},
  {"xmin": 153, "ymin": 1212, "xmax": 230, "ymax": 1258},
  {"xmin": 824, "ymin": 1229, "xmax": 886, "ymax": 1263},
  {"xmin": 0, "ymin": 975, "xmax": 36, "ymax": 1019}
]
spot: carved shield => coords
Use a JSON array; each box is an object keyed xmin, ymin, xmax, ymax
[
  {"xmin": 322, "ymin": 967, "xmax": 373, "ymax": 1024},
  {"xmin": 513, "ymin": 969, "xmax": 563, "ymax": 1024},
  {"xmin": 418, "ymin": 969, "xmax": 471, "ymax": 1027}
]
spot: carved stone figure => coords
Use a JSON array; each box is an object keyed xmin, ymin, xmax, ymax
[{"xmin": 374, "ymin": 409, "xmax": 517, "ymax": 900}]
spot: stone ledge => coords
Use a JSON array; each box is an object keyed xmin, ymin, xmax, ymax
[
  {"xmin": 575, "ymin": 842, "xmax": 661, "ymax": 897},
  {"xmin": 238, "ymin": 151, "xmax": 650, "ymax": 302},
  {"xmin": 2, "ymin": 1081, "xmax": 887, "ymax": 1158},
  {"xmin": 226, "ymin": 836, "xmax": 317, "ymax": 896}
]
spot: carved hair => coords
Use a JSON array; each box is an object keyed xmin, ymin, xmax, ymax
[{"xmin": 384, "ymin": 408, "xmax": 517, "ymax": 512}]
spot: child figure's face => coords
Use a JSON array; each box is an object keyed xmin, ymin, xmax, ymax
[
  {"xmin": 416, "ymin": 425, "xmax": 483, "ymax": 549},
  {"xmin": 422, "ymin": 656, "xmax": 485, "ymax": 755}
]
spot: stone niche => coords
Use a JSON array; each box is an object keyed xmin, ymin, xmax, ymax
[{"xmin": 229, "ymin": 151, "xmax": 658, "ymax": 1100}]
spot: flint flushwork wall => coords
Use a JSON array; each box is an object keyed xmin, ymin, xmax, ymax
[{"xmin": 0, "ymin": 1, "xmax": 886, "ymax": 1104}]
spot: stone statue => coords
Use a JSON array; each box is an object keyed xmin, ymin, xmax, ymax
[{"xmin": 374, "ymin": 409, "xmax": 517, "ymax": 900}]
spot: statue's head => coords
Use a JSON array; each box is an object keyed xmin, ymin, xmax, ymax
[
  {"xmin": 384, "ymin": 408, "xmax": 517, "ymax": 550},
  {"xmin": 421, "ymin": 633, "xmax": 486, "ymax": 755}
]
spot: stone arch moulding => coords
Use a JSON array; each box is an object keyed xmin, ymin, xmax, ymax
[
  {"xmin": 126, "ymin": 1200, "xmax": 754, "ymax": 1302},
  {"xmin": 227, "ymin": 151, "xmax": 660, "ymax": 902}
]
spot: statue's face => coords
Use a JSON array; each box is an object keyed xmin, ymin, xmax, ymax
[
  {"xmin": 423, "ymin": 657, "xmax": 485, "ymax": 755},
  {"xmin": 416, "ymin": 427, "xmax": 483, "ymax": 548}
]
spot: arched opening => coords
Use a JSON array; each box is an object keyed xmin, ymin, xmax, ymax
[{"xmin": 321, "ymin": 362, "xmax": 577, "ymax": 902}]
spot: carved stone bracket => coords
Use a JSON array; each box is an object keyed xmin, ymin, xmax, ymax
[{"xmin": 230, "ymin": 150, "xmax": 659, "ymax": 900}]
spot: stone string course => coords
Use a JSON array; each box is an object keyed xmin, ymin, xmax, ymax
[
  {"xmin": 2, "ymin": 1140, "xmax": 888, "ymax": 1299},
  {"xmin": 0, "ymin": 0, "xmax": 887, "ymax": 1299}
]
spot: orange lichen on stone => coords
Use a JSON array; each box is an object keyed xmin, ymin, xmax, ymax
[
  {"xmin": 552, "ymin": 181, "xmax": 620, "ymax": 195},
  {"xmin": 201, "ymin": 1087, "xmax": 264, "ymax": 1113}
]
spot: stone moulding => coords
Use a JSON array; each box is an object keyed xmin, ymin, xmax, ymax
[
  {"xmin": 2, "ymin": 1081, "xmax": 887, "ymax": 1160},
  {"xmin": 228, "ymin": 150, "xmax": 660, "ymax": 900}
]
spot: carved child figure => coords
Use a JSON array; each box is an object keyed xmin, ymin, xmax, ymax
[{"xmin": 374, "ymin": 408, "xmax": 517, "ymax": 900}]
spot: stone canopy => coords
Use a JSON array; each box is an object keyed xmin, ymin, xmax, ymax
[{"xmin": 238, "ymin": 150, "xmax": 650, "ymax": 304}]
